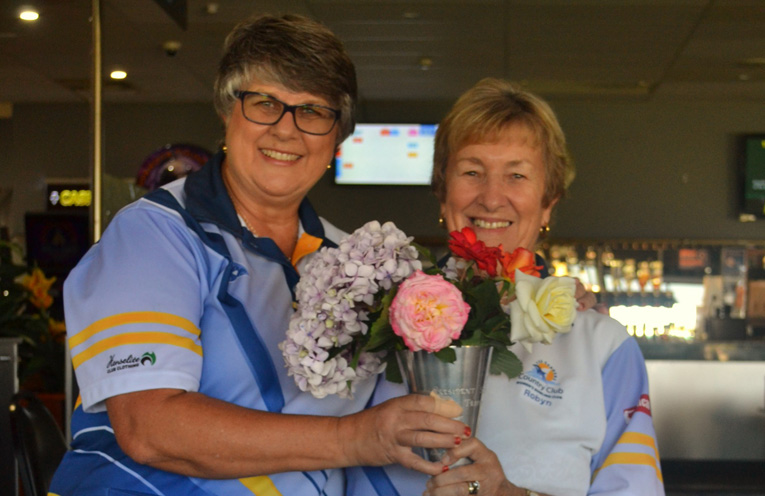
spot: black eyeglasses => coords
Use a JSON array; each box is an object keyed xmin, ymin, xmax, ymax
[{"xmin": 233, "ymin": 90, "xmax": 341, "ymax": 136}]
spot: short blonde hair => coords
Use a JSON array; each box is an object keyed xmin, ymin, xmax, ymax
[{"xmin": 432, "ymin": 78, "xmax": 575, "ymax": 207}]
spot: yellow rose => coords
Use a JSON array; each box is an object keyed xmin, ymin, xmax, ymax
[{"xmin": 509, "ymin": 270, "xmax": 577, "ymax": 353}]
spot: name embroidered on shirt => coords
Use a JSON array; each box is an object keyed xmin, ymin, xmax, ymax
[{"xmin": 516, "ymin": 360, "xmax": 565, "ymax": 407}]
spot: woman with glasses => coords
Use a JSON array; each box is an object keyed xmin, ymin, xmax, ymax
[{"xmin": 49, "ymin": 14, "xmax": 468, "ymax": 495}]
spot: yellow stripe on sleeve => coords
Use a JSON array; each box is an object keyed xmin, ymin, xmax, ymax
[
  {"xmin": 240, "ymin": 476, "xmax": 283, "ymax": 495},
  {"xmin": 594, "ymin": 452, "xmax": 663, "ymax": 483},
  {"xmin": 68, "ymin": 311, "xmax": 201, "ymax": 349},
  {"xmin": 71, "ymin": 331, "xmax": 202, "ymax": 369},
  {"xmin": 618, "ymin": 432, "xmax": 660, "ymax": 460}
]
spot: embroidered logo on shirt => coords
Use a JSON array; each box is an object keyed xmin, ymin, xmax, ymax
[
  {"xmin": 106, "ymin": 351, "xmax": 157, "ymax": 373},
  {"xmin": 515, "ymin": 360, "xmax": 564, "ymax": 407},
  {"xmin": 623, "ymin": 394, "xmax": 652, "ymax": 422}
]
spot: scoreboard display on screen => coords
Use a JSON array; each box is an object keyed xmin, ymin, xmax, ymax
[{"xmin": 740, "ymin": 134, "xmax": 765, "ymax": 220}]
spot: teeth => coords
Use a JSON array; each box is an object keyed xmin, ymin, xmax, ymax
[
  {"xmin": 473, "ymin": 219, "xmax": 510, "ymax": 229},
  {"xmin": 262, "ymin": 149, "xmax": 300, "ymax": 161}
]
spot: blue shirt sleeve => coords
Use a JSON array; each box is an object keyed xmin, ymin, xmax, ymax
[
  {"xmin": 65, "ymin": 202, "xmax": 208, "ymax": 412},
  {"xmin": 589, "ymin": 338, "xmax": 665, "ymax": 495}
]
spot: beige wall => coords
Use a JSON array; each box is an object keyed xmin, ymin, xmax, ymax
[{"xmin": 3, "ymin": 97, "xmax": 765, "ymax": 246}]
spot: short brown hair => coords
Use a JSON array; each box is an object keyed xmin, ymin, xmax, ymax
[
  {"xmin": 213, "ymin": 14, "xmax": 357, "ymax": 144},
  {"xmin": 432, "ymin": 78, "xmax": 574, "ymax": 207}
]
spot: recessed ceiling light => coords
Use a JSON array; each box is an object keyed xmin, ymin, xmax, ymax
[
  {"xmin": 739, "ymin": 73, "xmax": 750, "ymax": 81},
  {"xmin": 738, "ymin": 57, "xmax": 765, "ymax": 67},
  {"xmin": 110, "ymin": 70, "xmax": 127, "ymax": 80},
  {"xmin": 403, "ymin": 11, "xmax": 420, "ymax": 19},
  {"xmin": 18, "ymin": 7, "xmax": 39, "ymax": 21},
  {"xmin": 418, "ymin": 57, "xmax": 433, "ymax": 70}
]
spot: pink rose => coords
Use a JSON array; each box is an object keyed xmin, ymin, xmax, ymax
[{"xmin": 390, "ymin": 270, "xmax": 471, "ymax": 352}]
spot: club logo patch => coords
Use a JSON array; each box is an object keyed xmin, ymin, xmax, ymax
[{"xmin": 516, "ymin": 360, "xmax": 564, "ymax": 407}]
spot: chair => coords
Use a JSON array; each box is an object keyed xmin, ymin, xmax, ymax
[{"xmin": 9, "ymin": 391, "xmax": 68, "ymax": 496}]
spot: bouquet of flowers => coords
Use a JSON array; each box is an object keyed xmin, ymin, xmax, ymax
[{"xmin": 279, "ymin": 221, "xmax": 577, "ymax": 399}]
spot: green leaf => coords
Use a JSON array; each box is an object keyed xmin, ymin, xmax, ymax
[
  {"xmin": 458, "ymin": 331, "xmax": 488, "ymax": 347},
  {"xmin": 364, "ymin": 290, "xmax": 399, "ymax": 352},
  {"xmin": 434, "ymin": 347, "xmax": 456, "ymax": 363},
  {"xmin": 384, "ymin": 353, "xmax": 403, "ymax": 383},
  {"xmin": 412, "ymin": 241, "xmax": 439, "ymax": 270},
  {"xmin": 465, "ymin": 279, "xmax": 502, "ymax": 323},
  {"xmin": 489, "ymin": 346, "xmax": 523, "ymax": 380}
]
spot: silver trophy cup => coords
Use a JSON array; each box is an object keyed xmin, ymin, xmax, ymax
[{"xmin": 396, "ymin": 345, "xmax": 493, "ymax": 466}]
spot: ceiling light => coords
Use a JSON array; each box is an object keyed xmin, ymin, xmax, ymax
[
  {"xmin": 110, "ymin": 70, "xmax": 127, "ymax": 80},
  {"xmin": 738, "ymin": 73, "xmax": 750, "ymax": 81},
  {"xmin": 738, "ymin": 57, "xmax": 765, "ymax": 67},
  {"xmin": 18, "ymin": 7, "xmax": 39, "ymax": 21},
  {"xmin": 418, "ymin": 57, "xmax": 433, "ymax": 71}
]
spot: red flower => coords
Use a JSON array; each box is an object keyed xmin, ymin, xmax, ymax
[
  {"xmin": 499, "ymin": 247, "xmax": 542, "ymax": 281},
  {"xmin": 448, "ymin": 227, "xmax": 503, "ymax": 276}
]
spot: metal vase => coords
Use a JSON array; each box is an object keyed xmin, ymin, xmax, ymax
[{"xmin": 396, "ymin": 345, "xmax": 493, "ymax": 466}]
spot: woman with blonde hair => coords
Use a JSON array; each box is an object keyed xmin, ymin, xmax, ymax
[{"xmin": 349, "ymin": 78, "xmax": 664, "ymax": 496}]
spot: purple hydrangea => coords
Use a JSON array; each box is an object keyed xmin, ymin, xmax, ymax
[{"xmin": 279, "ymin": 221, "xmax": 422, "ymax": 399}]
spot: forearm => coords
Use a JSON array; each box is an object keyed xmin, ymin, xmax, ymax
[
  {"xmin": 107, "ymin": 388, "xmax": 466, "ymax": 480},
  {"xmin": 107, "ymin": 389, "xmax": 351, "ymax": 478}
]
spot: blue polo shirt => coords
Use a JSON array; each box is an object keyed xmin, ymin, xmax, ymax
[{"xmin": 50, "ymin": 152, "xmax": 375, "ymax": 495}]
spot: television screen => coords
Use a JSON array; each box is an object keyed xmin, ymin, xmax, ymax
[
  {"xmin": 334, "ymin": 123, "xmax": 437, "ymax": 185},
  {"xmin": 739, "ymin": 134, "xmax": 765, "ymax": 220}
]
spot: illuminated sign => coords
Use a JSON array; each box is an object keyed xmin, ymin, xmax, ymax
[{"xmin": 47, "ymin": 183, "xmax": 91, "ymax": 210}]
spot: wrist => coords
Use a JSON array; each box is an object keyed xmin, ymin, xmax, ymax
[
  {"xmin": 501, "ymin": 480, "xmax": 533, "ymax": 496},
  {"xmin": 335, "ymin": 415, "xmax": 359, "ymax": 466}
]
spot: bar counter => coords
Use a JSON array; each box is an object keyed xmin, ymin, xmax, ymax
[
  {"xmin": 637, "ymin": 339, "xmax": 765, "ymax": 494},
  {"xmin": 639, "ymin": 339, "xmax": 765, "ymax": 361}
]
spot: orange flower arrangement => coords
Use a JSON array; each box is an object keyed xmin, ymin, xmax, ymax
[
  {"xmin": 20, "ymin": 267, "xmax": 56, "ymax": 310},
  {"xmin": 1, "ymin": 243, "xmax": 66, "ymax": 392}
]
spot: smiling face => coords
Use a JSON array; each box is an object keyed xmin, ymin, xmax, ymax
[
  {"xmin": 222, "ymin": 78, "xmax": 338, "ymax": 210},
  {"xmin": 441, "ymin": 123, "xmax": 556, "ymax": 252}
]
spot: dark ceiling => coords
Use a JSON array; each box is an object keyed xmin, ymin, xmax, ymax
[{"xmin": 1, "ymin": 0, "xmax": 765, "ymax": 111}]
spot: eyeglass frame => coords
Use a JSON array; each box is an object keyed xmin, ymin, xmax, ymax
[{"xmin": 232, "ymin": 90, "xmax": 341, "ymax": 136}]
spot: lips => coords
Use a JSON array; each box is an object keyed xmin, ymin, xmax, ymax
[
  {"xmin": 471, "ymin": 218, "xmax": 511, "ymax": 229},
  {"xmin": 261, "ymin": 148, "xmax": 301, "ymax": 161}
]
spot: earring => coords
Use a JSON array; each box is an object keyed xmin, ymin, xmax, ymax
[
  {"xmin": 327, "ymin": 164, "xmax": 332, "ymax": 169},
  {"xmin": 222, "ymin": 145, "xmax": 228, "ymax": 153},
  {"xmin": 539, "ymin": 224, "xmax": 550, "ymax": 239},
  {"xmin": 438, "ymin": 217, "xmax": 446, "ymax": 229}
]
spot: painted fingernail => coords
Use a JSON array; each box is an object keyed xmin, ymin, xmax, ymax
[
  {"xmin": 442, "ymin": 465, "xmax": 450, "ymax": 472},
  {"xmin": 464, "ymin": 426, "xmax": 472, "ymax": 437},
  {"xmin": 455, "ymin": 436, "xmax": 462, "ymax": 445}
]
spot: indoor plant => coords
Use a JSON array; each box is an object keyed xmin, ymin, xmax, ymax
[{"xmin": 0, "ymin": 241, "xmax": 66, "ymax": 393}]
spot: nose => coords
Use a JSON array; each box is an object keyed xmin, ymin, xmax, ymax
[
  {"xmin": 269, "ymin": 107, "xmax": 300, "ymax": 138},
  {"xmin": 477, "ymin": 174, "xmax": 506, "ymax": 211}
]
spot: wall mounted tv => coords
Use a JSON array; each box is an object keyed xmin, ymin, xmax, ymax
[
  {"xmin": 739, "ymin": 134, "xmax": 765, "ymax": 220},
  {"xmin": 334, "ymin": 123, "xmax": 437, "ymax": 185}
]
